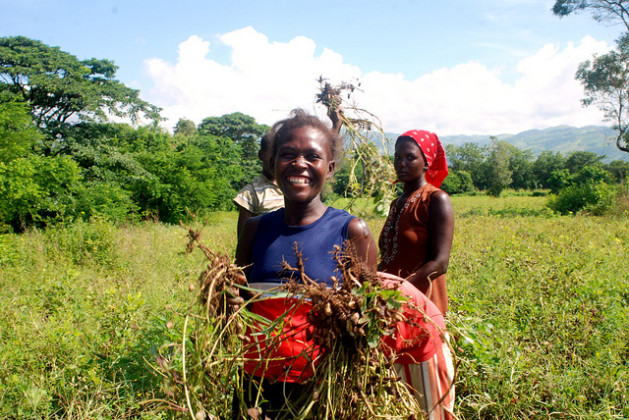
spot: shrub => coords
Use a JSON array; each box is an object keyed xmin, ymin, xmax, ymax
[
  {"xmin": 547, "ymin": 181, "xmax": 617, "ymax": 215},
  {"xmin": 547, "ymin": 168, "xmax": 573, "ymax": 194},
  {"xmin": 75, "ymin": 182, "xmax": 139, "ymax": 223},
  {"xmin": 442, "ymin": 170, "xmax": 475, "ymax": 195},
  {"xmin": 0, "ymin": 155, "xmax": 82, "ymax": 231}
]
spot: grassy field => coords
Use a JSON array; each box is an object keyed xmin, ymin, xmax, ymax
[{"xmin": 0, "ymin": 195, "xmax": 627, "ymax": 419}]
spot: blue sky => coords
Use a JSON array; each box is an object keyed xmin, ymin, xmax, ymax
[{"xmin": 1, "ymin": 0, "xmax": 623, "ymax": 135}]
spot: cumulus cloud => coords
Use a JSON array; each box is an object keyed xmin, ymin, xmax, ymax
[{"xmin": 144, "ymin": 28, "xmax": 611, "ymax": 135}]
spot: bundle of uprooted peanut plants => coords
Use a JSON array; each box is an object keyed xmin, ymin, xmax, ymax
[
  {"xmin": 316, "ymin": 78, "xmax": 397, "ymax": 217},
  {"xmin": 151, "ymin": 230, "xmax": 428, "ymax": 420}
]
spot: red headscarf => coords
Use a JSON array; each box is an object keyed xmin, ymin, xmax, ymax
[{"xmin": 398, "ymin": 129, "xmax": 449, "ymax": 188}]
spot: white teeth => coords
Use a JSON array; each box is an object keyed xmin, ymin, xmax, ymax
[{"xmin": 288, "ymin": 176, "xmax": 309, "ymax": 185}]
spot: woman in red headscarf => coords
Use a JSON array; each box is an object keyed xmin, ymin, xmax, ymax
[
  {"xmin": 379, "ymin": 130, "xmax": 454, "ymax": 315},
  {"xmin": 378, "ymin": 130, "xmax": 455, "ymax": 419}
]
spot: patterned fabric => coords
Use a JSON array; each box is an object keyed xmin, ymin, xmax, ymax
[
  {"xmin": 394, "ymin": 338, "xmax": 455, "ymax": 420},
  {"xmin": 382, "ymin": 272, "xmax": 455, "ymax": 420},
  {"xmin": 233, "ymin": 174, "xmax": 284, "ymax": 215},
  {"xmin": 379, "ymin": 183, "xmax": 445, "ymax": 280},
  {"xmin": 398, "ymin": 130, "xmax": 448, "ymax": 188}
]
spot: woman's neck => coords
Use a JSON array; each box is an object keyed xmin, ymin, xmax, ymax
[
  {"xmin": 283, "ymin": 197, "xmax": 328, "ymax": 226},
  {"xmin": 402, "ymin": 177, "xmax": 427, "ymax": 195}
]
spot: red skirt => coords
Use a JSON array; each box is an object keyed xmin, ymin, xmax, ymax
[{"xmin": 243, "ymin": 273, "xmax": 446, "ymax": 383}]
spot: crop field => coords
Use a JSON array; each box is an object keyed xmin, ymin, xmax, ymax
[{"xmin": 0, "ymin": 195, "xmax": 627, "ymax": 419}]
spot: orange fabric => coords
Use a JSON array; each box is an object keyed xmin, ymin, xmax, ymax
[{"xmin": 379, "ymin": 183, "xmax": 446, "ymax": 289}]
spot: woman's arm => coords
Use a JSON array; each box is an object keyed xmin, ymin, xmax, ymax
[
  {"xmin": 236, "ymin": 205, "xmax": 255, "ymax": 240},
  {"xmin": 235, "ymin": 215, "xmax": 261, "ymax": 278},
  {"xmin": 347, "ymin": 218, "xmax": 379, "ymax": 272},
  {"xmin": 406, "ymin": 190, "xmax": 454, "ymax": 312}
]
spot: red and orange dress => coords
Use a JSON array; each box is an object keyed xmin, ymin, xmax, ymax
[{"xmin": 378, "ymin": 183, "xmax": 455, "ymax": 420}]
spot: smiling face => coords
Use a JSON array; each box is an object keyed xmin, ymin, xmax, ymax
[
  {"xmin": 394, "ymin": 137, "xmax": 427, "ymax": 185},
  {"xmin": 273, "ymin": 126, "xmax": 335, "ymax": 204}
]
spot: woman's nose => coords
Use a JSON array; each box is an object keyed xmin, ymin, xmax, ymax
[{"xmin": 292, "ymin": 155, "xmax": 307, "ymax": 166}]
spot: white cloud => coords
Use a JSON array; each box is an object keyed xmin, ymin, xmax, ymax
[
  {"xmin": 144, "ymin": 28, "xmax": 612, "ymax": 136},
  {"xmin": 144, "ymin": 28, "xmax": 361, "ymax": 130}
]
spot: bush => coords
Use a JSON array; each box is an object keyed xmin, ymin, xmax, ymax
[
  {"xmin": 547, "ymin": 181, "xmax": 617, "ymax": 215},
  {"xmin": 547, "ymin": 168, "xmax": 572, "ymax": 194},
  {"xmin": 0, "ymin": 155, "xmax": 82, "ymax": 231},
  {"xmin": 44, "ymin": 219, "xmax": 121, "ymax": 270},
  {"xmin": 75, "ymin": 182, "xmax": 139, "ymax": 223},
  {"xmin": 441, "ymin": 170, "xmax": 475, "ymax": 195}
]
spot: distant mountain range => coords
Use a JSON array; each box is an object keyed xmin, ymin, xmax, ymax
[{"xmin": 378, "ymin": 125, "xmax": 628, "ymax": 162}]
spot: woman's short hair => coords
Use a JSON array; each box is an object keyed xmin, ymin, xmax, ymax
[{"xmin": 273, "ymin": 109, "xmax": 341, "ymax": 161}]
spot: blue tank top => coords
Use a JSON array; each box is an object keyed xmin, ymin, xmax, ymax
[{"xmin": 250, "ymin": 207, "xmax": 355, "ymax": 287}]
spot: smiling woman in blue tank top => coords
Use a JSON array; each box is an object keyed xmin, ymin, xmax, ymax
[
  {"xmin": 236, "ymin": 109, "xmax": 377, "ymax": 290},
  {"xmin": 233, "ymin": 109, "xmax": 377, "ymax": 417}
]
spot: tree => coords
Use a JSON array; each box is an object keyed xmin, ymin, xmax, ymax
[
  {"xmin": 552, "ymin": 0, "xmax": 629, "ymax": 30},
  {"xmin": 197, "ymin": 112, "xmax": 268, "ymax": 160},
  {"xmin": 0, "ymin": 36, "xmax": 161, "ymax": 155},
  {"xmin": 607, "ymin": 159, "xmax": 629, "ymax": 180},
  {"xmin": 508, "ymin": 148, "xmax": 535, "ymax": 190},
  {"xmin": 174, "ymin": 118, "xmax": 197, "ymax": 137},
  {"xmin": 564, "ymin": 150, "xmax": 605, "ymax": 173},
  {"xmin": 575, "ymin": 35, "xmax": 629, "ymax": 153},
  {"xmin": 445, "ymin": 142, "xmax": 489, "ymax": 189},
  {"xmin": 486, "ymin": 137, "xmax": 513, "ymax": 197},
  {"xmin": 552, "ymin": 2, "xmax": 629, "ymax": 153},
  {"xmin": 533, "ymin": 151, "xmax": 567, "ymax": 188}
]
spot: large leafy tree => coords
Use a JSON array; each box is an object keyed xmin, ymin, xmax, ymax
[
  {"xmin": 533, "ymin": 151, "xmax": 567, "ymax": 188},
  {"xmin": 564, "ymin": 150, "xmax": 605, "ymax": 173},
  {"xmin": 445, "ymin": 142, "xmax": 489, "ymax": 189},
  {"xmin": 575, "ymin": 34, "xmax": 629, "ymax": 152},
  {"xmin": 197, "ymin": 112, "xmax": 269, "ymax": 160},
  {"xmin": 553, "ymin": 1, "xmax": 629, "ymax": 153},
  {"xmin": 0, "ymin": 36, "xmax": 161, "ymax": 155}
]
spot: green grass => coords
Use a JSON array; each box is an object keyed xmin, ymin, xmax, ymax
[{"xmin": 0, "ymin": 197, "xmax": 627, "ymax": 418}]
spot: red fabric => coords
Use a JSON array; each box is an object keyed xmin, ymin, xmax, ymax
[
  {"xmin": 399, "ymin": 130, "xmax": 449, "ymax": 188},
  {"xmin": 243, "ymin": 297, "xmax": 322, "ymax": 383},
  {"xmin": 379, "ymin": 272, "xmax": 445, "ymax": 364},
  {"xmin": 243, "ymin": 274, "xmax": 446, "ymax": 382}
]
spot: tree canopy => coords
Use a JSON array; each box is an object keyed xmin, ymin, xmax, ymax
[
  {"xmin": 198, "ymin": 112, "xmax": 269, "ymax": 160},
  {"xmin": 552, "ymin": 1, "xmax": 629, "ymax": 153},
  {"xmin": 576, "ymin": 34, "xmax": 629, "ymax": 152},
  {"xmin": 0, "ymin": 36, "xmax": 161, "ymax": 155},
  {"xmin": 552, "ymin": 0, "xmax": 629, "ymax": 29}
]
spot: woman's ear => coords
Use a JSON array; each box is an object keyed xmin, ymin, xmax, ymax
[{"xmin": 326, "ymin": 160, "xmax": 336, "ymax": 179}]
